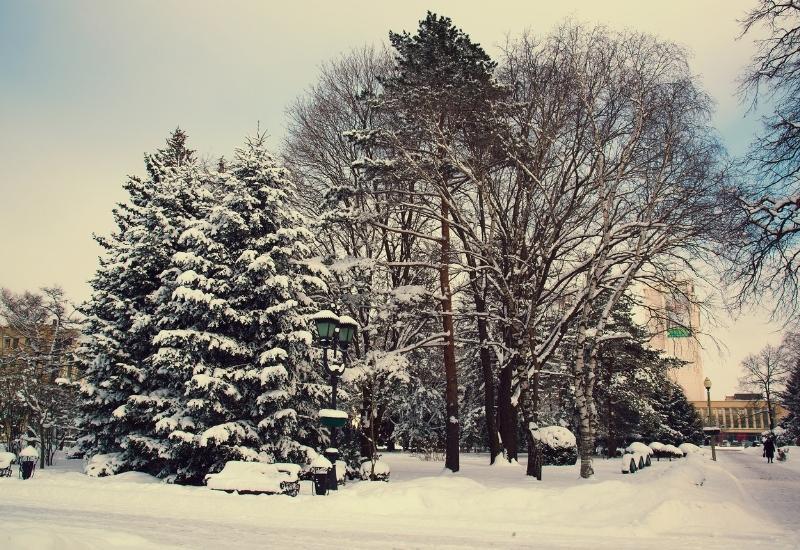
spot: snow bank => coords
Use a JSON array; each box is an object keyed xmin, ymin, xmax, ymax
[{"xmin": 4, "ymin": 521, "xmax": 182, "ymax": 550}]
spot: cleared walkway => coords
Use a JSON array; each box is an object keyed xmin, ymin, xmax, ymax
[{"xmin": 718, "ymin": 448, "xmax": 800, "ymax": 534}]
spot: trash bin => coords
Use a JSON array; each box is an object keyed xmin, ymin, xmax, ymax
[
  {"xmin": 20, "ymin": 457, "xmax": 35, "ymax": 480},
  {"xmin": 312, "ymin": 466, "xmax": 329, "ymax": 495}
]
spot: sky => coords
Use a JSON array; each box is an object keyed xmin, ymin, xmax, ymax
[{"xmin": 0, "ymin": 0, "xmax": 788, "ymax": 395}]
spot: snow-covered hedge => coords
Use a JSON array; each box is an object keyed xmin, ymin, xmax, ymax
[
  {"xmin": 679, "ymin": 443, "xmax": 701, "ymax": 455},
  {"xmin": 625, "ymin": 442, "xmax": 654, "ymax": 456},
  {"xmin": 85, "ymin": 453, "xmax": 124, "ymax": 477},
  {"xmin": 663, "ymin": 444, "xmax": 683, "ymax": 457},
  {"xmin": 531, "ymin": 426, "xmax": 578, "ymax": 466}
]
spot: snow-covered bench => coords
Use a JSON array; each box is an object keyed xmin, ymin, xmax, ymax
[
  {"xmin": 205, "ymin": 461, "xmax": 300, "ymax": 497},
  {"xmin": 621, "ymin": 444, "xmax": 651, "ymax": 474},
  {"xmin": 0, "ymin": 451, "xmax": 15, "ymax": 477}
]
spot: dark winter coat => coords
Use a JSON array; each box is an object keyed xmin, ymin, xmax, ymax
[{"xmin": 764, "ymin": 439, "xmax": 775, "ymax": 458}]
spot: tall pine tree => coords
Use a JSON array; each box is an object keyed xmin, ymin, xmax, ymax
[{"xmin": 78, "ymin": 129, "xmax": 201, "ymax": 474}]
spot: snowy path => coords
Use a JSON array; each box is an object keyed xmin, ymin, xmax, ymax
[
  {"xmin": 1, "ymin": 452, "xmax": 796, "ymax": 549},
  {"xmin": 717, "ymin": 448, "xmax": 800, "ymax": 534}
]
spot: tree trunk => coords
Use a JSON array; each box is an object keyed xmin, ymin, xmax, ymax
[
  {"xmin": 496, "ymin": 362, "xmax": 517, "ymax": 461},
  {"xmin": 525, "ymin": 361, "xmax": 541, "ymax": 477},
  {"xmin": 475, "ymin": 302, "xmax": 500, "ymax": 463},
  {"xmin": 360, "ymin": 385, "xmax": 374, "ymax": 459},
  {"xmin": 440, "ymin": 198, "xmax": 459, "ymax": 472},
  {"xmin": 574, "ymin": 337, "xmax": 596, "ymax": 478}
]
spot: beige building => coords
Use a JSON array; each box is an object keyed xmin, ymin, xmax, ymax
[
  {"xmin": 691, "ymin": 393, "xmax": 788, "ymax": 444},
  {"xmin": 643, "ymin": 282, "xmax": 705, "ymax": 401}
]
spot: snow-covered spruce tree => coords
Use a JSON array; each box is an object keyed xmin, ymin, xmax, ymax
[
  {"xmin": 596, "ymin": 297, "xmax": 703, "ymax": 449},
  {"xmin": 152, "ymin": 134, "xmax": 327, "ymax": 483},
  {"xmin": 779, "ymin": 333, "xmax": 800, "ymax": 443},
  {"xmin": 78, "ymin": 129, "xmax": 202, "ymax": 474}
]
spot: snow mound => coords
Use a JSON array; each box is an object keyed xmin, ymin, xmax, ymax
[
  {"xmin": 319, "ymin": 409, "xmax": 348, "ymax": 419},
  {"xmin": 648, "ymin": 441, "xmax": 665, "ymax": 452},
  {"xmin": 310, "ymin": 454, "xmax": 332, "ymax": 469},
  {"xmin": 98, "ymin": 471, "xmax": 162, "ymax": 484}
]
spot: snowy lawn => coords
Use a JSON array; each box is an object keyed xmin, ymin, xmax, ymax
[{"xmin": 0, "ymin": 450, "xmax": 794, "ymax": 549}]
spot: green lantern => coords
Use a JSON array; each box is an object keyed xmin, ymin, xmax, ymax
[
  {"xmin": 337, "ymin": 315, "xmax": 359, "ymax": 350},
  {"xmin": 310, "ymin": 310, "xmax": 340, "ymax": 342}
]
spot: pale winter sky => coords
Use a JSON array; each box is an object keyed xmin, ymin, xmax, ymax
[{"xmin": 0, "ymin": 0, "xmax": 787, "ymax": 395}]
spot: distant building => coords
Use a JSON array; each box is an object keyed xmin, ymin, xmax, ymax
[
  {"xmin": 690, "ymin": 393, "xmax": 788, "ymax": 444},
  {"xmin": 0, "ymin": 324, "xmax": 81, "ymax": 448}
]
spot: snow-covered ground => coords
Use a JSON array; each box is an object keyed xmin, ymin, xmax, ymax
[{"xmin": 1, "ymin": 449, "xmax": 796, "ymax": 549}]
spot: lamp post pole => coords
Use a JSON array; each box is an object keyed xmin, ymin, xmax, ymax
[
  {"xmin": 309, "ymin": 310, "xmax": 359, "ymax": 494},
  {"xmin": 704, "ymin": 377, "xmax": 717, "ymax": 462}
]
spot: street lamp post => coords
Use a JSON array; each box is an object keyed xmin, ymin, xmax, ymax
[
  {"xmin": 704, "ymin": 377, "xmax": 717, "ymax": 462},
  {"xmin": 309, "ymin": 309, "xmax": 358, "ymax": 492}
]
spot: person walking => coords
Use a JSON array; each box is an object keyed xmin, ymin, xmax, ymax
[{"xmin": 764, "ymin": 436, "xmax": 776, "ymax": 464}]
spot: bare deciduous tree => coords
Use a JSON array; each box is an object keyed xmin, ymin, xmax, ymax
[
  {"xmin": 0, "ymin": 287, "xmax": 81, "ymax": 467},
  {"xmin": 730, "ymin": 1, "xmax": 800, "ymax": 319},
  {"xmin": 739, "ymin": 343, "xmax": 791, "ymax": 430}
]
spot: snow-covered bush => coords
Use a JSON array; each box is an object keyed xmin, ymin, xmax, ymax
[
  {"xmin": 625, "ymin": 442, "xmax": 653, "ymax": 456},
  {"xmin": 663, "ymin": 444, "xmax": 682, "ymax": 458},
  {"xmin": 85, "ymin": 453, "xmax": 124, "ymax": 477},
  {"xmin": 360, "ymin": 459, "xmax": 390, "ymax": 481},
  {"xmin": 679, "ymin": 443, "xmax": 701, "ymax": 455},
  {"xmin": 531, "ymin": 426, "xmax": 578, "ymax": 466}
]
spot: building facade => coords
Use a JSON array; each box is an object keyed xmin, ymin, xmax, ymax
[
  {"xmin": 643, "ymin": 282, "xmax": 705, "ymax": 401},
  {"xmin": 690, "ymin": 393, "xmax": 788, "ymax": 444}
]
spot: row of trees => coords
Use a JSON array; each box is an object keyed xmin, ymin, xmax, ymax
[
  {"xmin": 739, "ymin": 331, "xmax": 800, "ymax": 440},
  {"xmin": 0, "ymin": 287, "xmax": 80, "ymax": 468},
  {"xmin": 285, "ymin": 14, "xmax": 723, "ymax": 478},
  {"xmin": 78, "ymin": 13, "xmax": 730, "ymax": 483}
]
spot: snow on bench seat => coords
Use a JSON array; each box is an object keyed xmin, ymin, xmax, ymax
[
  {"xmin": 205, "ymin": 461, "xmax": 299, "ymax": 495},
  {"xmin": 0, "ymin": 452, "xmax": 16, "ymax": 468}
]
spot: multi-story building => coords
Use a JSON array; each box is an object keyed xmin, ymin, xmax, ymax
[
  {"xmin": 691, "ymin": 393, "xmax": 788, "ymax": 444},
  {"xmin": 643, "ymin": 282, "xmax": 705, "ymax": 401},
  {"xmin": 641, "ymin": 282, "xmax": 789, "ymax": 443}
]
